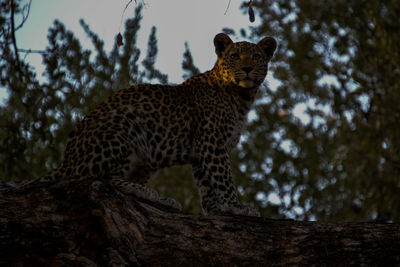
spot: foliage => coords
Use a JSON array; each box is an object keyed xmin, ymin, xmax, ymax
[
  {"xmin": 141, "ymin": 26, "xmax": 168, "ymax": 83},
  {"xmin": 181, "ymin": 42, "xmax": 200, "ymax": 80},
  {"xmin": 232, "ymin": 0, "xmax": 400, "ymax": 221},
  {"xmin": 1, "ymin": 5, "xmax": 158, "ymax": 179}
]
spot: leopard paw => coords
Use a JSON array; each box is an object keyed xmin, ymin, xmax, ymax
[{"xmin": 111, "ymin": 178, "xmax": 159, "ymax": 201}]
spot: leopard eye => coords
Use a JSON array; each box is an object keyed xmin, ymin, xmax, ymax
[
  {"xmin": 252, "ymin": 53, "xmax": 262, "ymax": 60},
  {"xmin": 230, "ymin": 53, "xmax": 240, "ymax": 60}
]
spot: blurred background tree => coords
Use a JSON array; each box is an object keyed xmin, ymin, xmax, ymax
[
  {"xmin": 1, "ymin": 4, "xmax": 149, "ymax": 180},
  {"xmin": 1, "ymin": 0, "xmax": 399, "ymax": 221},
  {"xmin": 230, "ymin": 0, "xmax": 400, "ymax": 221}
]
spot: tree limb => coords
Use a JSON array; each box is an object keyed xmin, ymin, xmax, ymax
[{"xmin": 0, "ymin": 177, "xmax": 399, "ymax": 266}]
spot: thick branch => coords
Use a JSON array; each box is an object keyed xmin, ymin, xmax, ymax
[{"xmin": 0, "ymin": 177, "xmax": 399, "ymax": 266}]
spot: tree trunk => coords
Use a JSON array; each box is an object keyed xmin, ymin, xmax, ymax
[{"xmin": 1, "ymin": 177, "xmax": 399, "ymax": 266}]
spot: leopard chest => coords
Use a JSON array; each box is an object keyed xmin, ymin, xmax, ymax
[{"xmin": 192, "ymin": 86, "xmax": 250, "ymax": 155}]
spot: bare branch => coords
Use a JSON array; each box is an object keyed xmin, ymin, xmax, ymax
[
  {"xmin": 15, "ymin": 0, "xmax": 32, "ymax": 31},
  {"xmin": 18, "ymin": 48, "xmax": 47, "ymax": 55},
  {"xmin": 224, "ymin": 0, "xmax": 232, "ymax": 15},
  {"xmin": 18, "ymin": 48, "xmax": 47, "ymax": 60},
  {"xmin": 119, "ymin": 0, "xmax": 136, "ymax": 31}
]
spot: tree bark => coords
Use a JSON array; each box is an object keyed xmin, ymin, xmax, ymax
[{"xmin": 1, "ymin": 177, "xmax": 399, "ymax": 266}]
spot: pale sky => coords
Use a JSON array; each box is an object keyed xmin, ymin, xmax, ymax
[
  {"xmin": 14, "ymin": 0, "xmax": 255, "ymax": 81},
  {"xmin": 1, "ymin": 0, "xmax": 265, "ymax": 102}
]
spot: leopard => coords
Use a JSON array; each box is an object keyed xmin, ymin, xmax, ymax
[{"xmin": 40, "ymin": 33, "xmax": 277, "ymax": 216}]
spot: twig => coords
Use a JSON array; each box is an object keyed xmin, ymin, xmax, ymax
[
  {"xmin": 224, "ymin": 0, "xmax": 231, "ymax": 15},
  {"xmin": 15, "ymin": 0, "xmax": 32, "ymax": 31},
  {"xmin": 119, "ymin": 0, "xmax": 136, "ymax": 31},
  {"xmin": 18, "ymin": 48, "xmax": 47, "ymax": 55},
  {"xmin": 19, "ymin": 48, "xmax": 46, "ymax": 61}
]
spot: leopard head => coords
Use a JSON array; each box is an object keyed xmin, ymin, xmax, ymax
[{"xmin": 213, "ymin": 33, "xmax": 277, "ymax": 89}]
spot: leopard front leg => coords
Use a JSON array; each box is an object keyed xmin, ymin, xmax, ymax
[
  {"xmin": 111, "ymin": 178, "xmax": 182, "ymax": 211},
  {"xmin": 192, "ymin": 144, "xmax": 260, "ymax": 217}
]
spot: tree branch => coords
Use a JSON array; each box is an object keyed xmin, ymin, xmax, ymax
[
  {"xmin": 18, "ymin": 48, "xmax": 47, "ymax": 55},
  {"xmin": 1, "ymin": 177, "xmax": 399, "ymax": 266},
  {"xmin": 15, "ymin": 0, "xmax": 32, "ymax": 31}
]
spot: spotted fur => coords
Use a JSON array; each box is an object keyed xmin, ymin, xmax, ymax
[{"xmin": 42, "ymin": 33, "xmax": 277, "ymax": 216}]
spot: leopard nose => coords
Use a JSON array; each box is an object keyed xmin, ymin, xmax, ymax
[{"xmin": 242, "ymin": 67, "xmax": 253, "ymax": 74}]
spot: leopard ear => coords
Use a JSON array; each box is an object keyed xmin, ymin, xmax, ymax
[
  {"xmin": 214, "ymin": 33, "xmax": 233, "ymax": 57},
  {"xmin": 257, "ymin": 37, "xmax": 277, "ymax": 60}
]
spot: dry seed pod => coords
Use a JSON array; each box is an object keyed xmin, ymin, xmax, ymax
[
  {"xmin": 248, "ymin": 5, "xmax": 255, "ymax": 23},
  {"xmin": 116, "ymin": 32, "xmax": 123, "ymax": 46}
]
